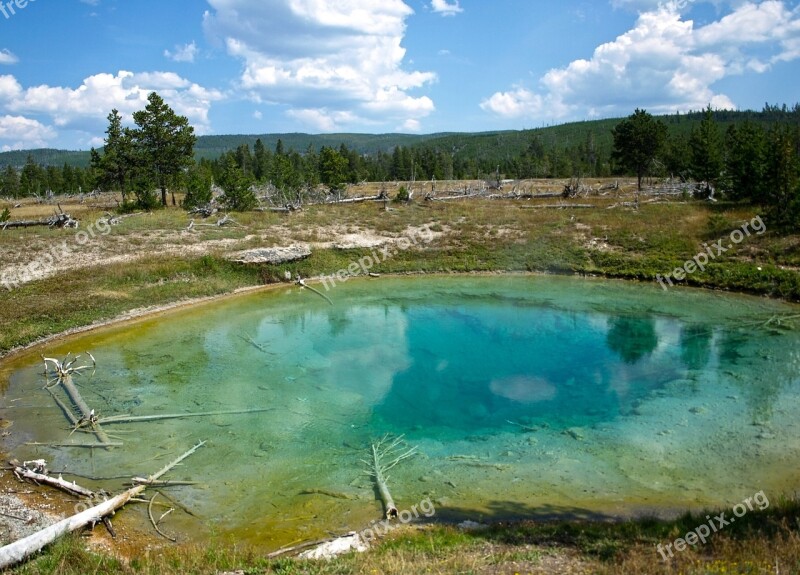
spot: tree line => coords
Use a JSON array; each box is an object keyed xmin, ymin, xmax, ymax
[
  {"xmin": 612, "ymin": 106, "xmax": 800, "ymax": 226},
  {"xmin": 1, "ymin": 93, "xmax": 798, "ymax": 227}
]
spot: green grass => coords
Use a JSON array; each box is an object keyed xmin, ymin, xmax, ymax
[{"xmin": 8, "ymin": 497, "xmax": 800, "ymax": 574}]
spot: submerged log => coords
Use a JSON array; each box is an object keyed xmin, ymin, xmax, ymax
[
  {"xmin": 363, "ymin": 435, "xmax": 416, "ymax": 520},
  {"xmin": 59, "ymin": 373, "xmax": 114, "ymax": 448},
  {"xmin": 43, "ymin": 355, "xmax": 114, "ymax": 449},
  {"xmin": 297, "ymin": 278, "xmax": 333, "ymax": 306},
  {"xmin": 97, "ymin": 407, "xmax": 273, "ymax": 425}
]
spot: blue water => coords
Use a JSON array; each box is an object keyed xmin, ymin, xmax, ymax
[
  {"xmin": 373, "ymin": 305, "xmax": 680, "ymax": 435},
  {"xmin": 1, "ymin": 275, "xmax": 799, "ymax": 547}
]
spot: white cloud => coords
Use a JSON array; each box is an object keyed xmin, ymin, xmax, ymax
[
  {"xmin": 481, "ymin": 87, "xmax": 547, "ymax": 118},
  {"xmin": 482, "ymin": 2, "xmax": 800, "ymax": 122},
  {"xmin": 0, "ymin": 71, "xmax": 225, "ymax": 149},
  {"xmin": 203, "ymin": 0, "xmax": 436, "ymax": 131},
  {"xmin": 400, "ymin": 118, "xmax": 421, "ymax": 132},
  {"xmin": 165, "ymin": 41, "xmax": 199, "ymax": 63},
  {"xmin": 0, "ymin": 75, "xmax": 22, "ymax": 101},
  {"xmin": 431, "ymin": 0, "xmax": 463, "ymax": 17},
  {"xmin": 0, "ymin": 115, "xmax": 56, "ymax": 150},
  {"xmin": 7, "ymin": 71, "xmax": 223, "ymax": 132},
  {"xmin": 286, "ymin": 108, "xmax": 360, "ymax": 132},
  {"xmin": 0, "ymin": 50, "xmax": 18, "ymax": 65}
]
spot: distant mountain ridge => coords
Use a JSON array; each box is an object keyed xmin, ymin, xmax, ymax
[{"xmin": 1, "ymin": 107, "xmax": 796, "ymax": 169}]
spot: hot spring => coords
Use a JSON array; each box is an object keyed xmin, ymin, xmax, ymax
[{"xmin": 2, "ymin": 275, "xmax": 799, "ymax": 547}]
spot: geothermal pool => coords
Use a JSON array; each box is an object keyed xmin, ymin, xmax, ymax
[{"xmin": 1, "ymin": 276, "xmax": 799, "ymax": 547}]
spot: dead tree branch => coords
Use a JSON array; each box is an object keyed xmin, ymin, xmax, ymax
[
  {"xmin": 362, "ymin": 435, "xmax": 416, "ymax": 519},
  {"xmin": 42, "ymin": 354, "xmax": 114, "ymax": 449},
  {"xmin": 10, "ymin": 460, "xmax": 95, "ymax": 498}
]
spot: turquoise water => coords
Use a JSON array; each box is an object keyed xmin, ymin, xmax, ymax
[{"xmin": 2, "ymin": 276, "xmax": 800, "ymax": 547}]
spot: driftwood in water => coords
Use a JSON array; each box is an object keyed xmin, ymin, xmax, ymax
[
  {"xmin": 297, "ymin": 278, "xmax": 333, "ymax": 306},
  {"xmin": 43, "ymin": 355, "xmax": 114, "ymax": 449},
  {"xmin": 45, "ymin": 387, "xmax": 78, "ymax": 427},
  {"xmin": 239, "ymin": 334, "xmax": 270, "ymax": 354},
  {"xmin": 148, "ymin": 492, "xmax": 176, "ymax": 542},
  {"xmin": 362, "ymin": 435, "xmax": 416, "ymax": 519},
  {"xmin": 25, "ymin": 442, "xmax": 123, "ymax": 449},
  {"xmin": 96, "ymin": 407, "xmax": 273, "ymax": 425},
  {"xmin": 11, "ymin": 460, "xmax": 95, "ymax": 498},
  {"xmin": 0, "ymin": 441, "xmax": 205, "ymax": 570}
]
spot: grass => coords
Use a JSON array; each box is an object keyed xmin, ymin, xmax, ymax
[
  {"xmin": 1, "ymin": 183, "xmax": 800, "ymax": 573},
  {"xmin": 8, "ymin": 497, "xmax": 800, "ymax": 574}
]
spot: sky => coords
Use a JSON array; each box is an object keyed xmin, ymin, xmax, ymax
[{"xmin": 0, "ymin": 0, "xmax": 798, "ymax": 151}]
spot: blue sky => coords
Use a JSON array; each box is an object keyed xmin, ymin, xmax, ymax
[{"xmin": 0, "ymin": 0, "xmax": 798, "ymax": 150}]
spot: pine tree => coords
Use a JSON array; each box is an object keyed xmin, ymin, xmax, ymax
[
  {"xmin": 219, "ymin": 155, "xmax": 256, "ymax": 211},
  {"xmin": 612, "ymin": 109, "xmax": 668, "ymax": 190},
  {"xmin": 724, "ymin": 122, "xmax": 767, "ymax": 202},
  {"xmin": 764, "ymin": 125, "xmax": 800, "ymax": 227},
  {"xmin": 132, "ymin": 92, "xmax": 196, "ymax": 207},
  {"xmin": 689, "ymin": 106, "xmax": 724, "ymax": 197},
  {"xmin": 91, "ymin": 109, "xmax": 137, "ymax": 203},
  {"xmin": 1, "ymin": 165, "xmax": 19, "ymax": 198},
  {"xmin": 183, "ymin": 163, "xmax": 214, "ymax": 209}
]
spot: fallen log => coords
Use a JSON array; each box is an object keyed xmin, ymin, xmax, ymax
[
  {"xmin": 297, "ymin": 278, "xmax": 333, "ymax": 306},
  {"xmin": 326, "ymin": 195, "xmax": 382, "ymax": 204},
  {"xmin": 24, "ymin": 442, "xmax": 123, "ymax": 449},
  {"xmin": 1, "ymin": 212, "xmax": 78, "ymax": 230},
  {"xmin": 255, "ymin": 203, "xmax": 302, "ymax": 213},
  {"xmin": 363, "ymin": 435, "xmax": 416, "ymax": 520},
  {"xmin": 97, "ymin": 407, "xmax": 273, "ymax": 425},
  {"xmin": 45, "ymin": 387, "xmax": 78, "ymax": 427},
  {"xmin": 60, "ymin": 373, "xmax": 114, "ymax": 447},
  {"xmin": 12, "ymin": 462, "xmax": 95, "ymax": 498},
  {"xmin": 0, "ymin": 441, "xmax": 205, "ymax": 570},
  {"xmin": 425, "ymin": 193, "xmax": 484, "ymax": 202},
  {"xmin": 43, "ymin": 355, "xmax": 114, "ymax": 449}
]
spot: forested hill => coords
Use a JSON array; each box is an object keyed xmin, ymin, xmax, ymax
[{"xmin": 1, "ymin": 106, "xmax": 797, "ymax": 170}]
